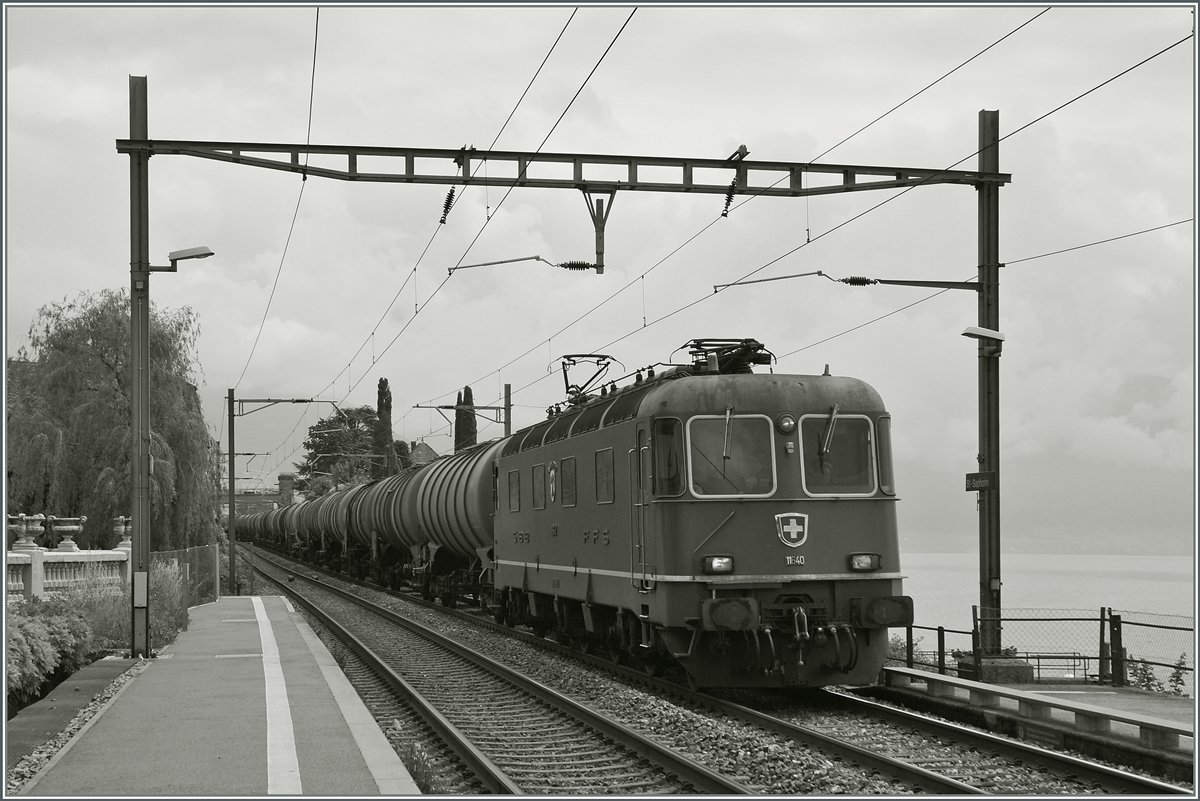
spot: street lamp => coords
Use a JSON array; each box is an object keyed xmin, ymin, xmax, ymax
[{"xmin": 129, "ymin": 244, "xmax": 214, "ymax": 658}]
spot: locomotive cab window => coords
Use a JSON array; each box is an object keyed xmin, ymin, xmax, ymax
[
  {"xmin": 595, "ymin": 448, "xmax": 615, "ymax": 504},
  {"xmin": 876, "ymin": 415, "xmax": 896, "ymax": 496},
  {"xmin": 799, "ymin": 413, "xmax": 876, "ymax": 496},
  {"xmin": 561, "ymin": 456, "xmax": 577, "ymax": 507},
  {"xmin": 686, "ymin": 414, "xmax": 776, "ymax": 498},
  {"xmin": 532, "ymin": 464, "xmax": 546, "ymax": 510},
  {"xmin": 507, "ymin": 470, "xmax": 520, "ymax": 512},
  {"xmin": 654, "ymin": 417, "xmax": 684, "ymax": 497}
]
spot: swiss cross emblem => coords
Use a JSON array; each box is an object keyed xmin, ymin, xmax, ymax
[{"xmin": 776, "ymin": 513, "xmax": 809, "ymax": 547}]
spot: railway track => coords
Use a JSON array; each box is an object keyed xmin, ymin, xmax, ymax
[
  {"xmin": 251, "ymin": 552, "xmax": 751, "ymax": 793},
  {"xmin": 244, "ymin": 545, "xmax": 1191, "ymax": 795}
]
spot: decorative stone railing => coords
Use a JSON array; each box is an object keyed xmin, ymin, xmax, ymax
[{"xmin": 6, "ymin": 514, "xmax": 133, "ymax": 600}]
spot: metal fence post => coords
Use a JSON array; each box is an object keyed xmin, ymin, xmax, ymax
[
  {"xmin": 937, "ymin": 626, "xmax": 947, "ymax": 674},
  {"xmin": 1111, "ymin": 613, "xmax": 1126, "ymax": 687},
  {"xmin": 970, "ymin": 605, "xmax": 982, "ymax": 680},
  {"xmin": 1099, "ymin": 607, "xmax": 1111, "ymax": 684},
  {"xmin": 182, "ymin": 562, "xmax": 190, "ymax": 631}
]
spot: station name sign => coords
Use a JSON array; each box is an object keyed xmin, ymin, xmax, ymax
[{"xmin": 965, "ymin": 471, "xmax": 997, "ymax": 491}]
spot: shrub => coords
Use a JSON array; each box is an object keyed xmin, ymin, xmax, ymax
[
  {"xmin": 5, "ymin": 597, "xmax": 92, "ymax": 706},
  {"xmin": 1167, "ymin": 653, "xmax": 1190, "ymax": 697},
  {"xmin": 148, "ymin": 557, "xmax": 186, "ymax": 645},
  {"xmin": 1128, "ymin": 656, "xmax": 1166, "ymax": 693}
]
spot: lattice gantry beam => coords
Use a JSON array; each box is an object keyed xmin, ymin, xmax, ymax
[{"xmin": 114, "ymin": 140, "xmax": 1009, "ymax": 197}]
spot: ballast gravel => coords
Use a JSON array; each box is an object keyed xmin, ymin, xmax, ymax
[{"xmin": 360, "ymin": 591, "xmax": 917, "ymax": 794}]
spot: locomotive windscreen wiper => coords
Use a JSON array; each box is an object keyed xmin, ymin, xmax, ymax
[
  {"xmin": 819, "ymin": 404, "xmax": 839, "ymax": 475},
  {"xmin": 722, "ymin": 404, "xmax": 734, "ymax": 461}
]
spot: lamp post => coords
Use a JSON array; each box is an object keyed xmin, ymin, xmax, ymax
[
  {"xmin": 127, "ymin": 75, "xmax": 216, "ymax": 658},
  {"xmin": 128, "ymin": 244, "xmax": 214, "ymax": 658}
]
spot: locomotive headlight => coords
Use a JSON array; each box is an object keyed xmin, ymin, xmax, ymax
[
  {"xmin": 848, "ymin": 552, "xmax": 881, "ymax": 571},
  {"xmin": 702, "ymin": 555, "xmax": 735, "ymax": 575},
  {"xmin": 776, "ymin": 414, "xmax": 797, "ymax": 434}
]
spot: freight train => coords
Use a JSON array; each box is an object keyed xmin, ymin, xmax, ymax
[{"xmin": 238, "ymin": 338, "xmax": 913, "ymax": 689}]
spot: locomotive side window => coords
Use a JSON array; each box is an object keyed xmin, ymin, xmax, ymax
[
  {"xmin": 876, "ymin": 415, "xmax": 896, "ymax": 496},
  {"xmin": 561, "ymin": 456, "xmax": 577, "ymax": 507},
  {"xmin": 686, "ymin": 414, "xmax": 776, "ymax": 497},
  {"xmin": 532, "ymin": 464, "xmax": 546, "ymax": 510},
  {"xmin": 507, "ymin": 470, "xmax": 520, "ymax": 511},
  {"xmin": 799, "ymin": 414, "xmax": 876, "ymax": 496},
  {"xmin": 595, "ymin": 448, "xmax": 615, "ymax": 504},
  {"xmin": 653, "ymin": 417, "xmax": 685, "ymax": 497}
]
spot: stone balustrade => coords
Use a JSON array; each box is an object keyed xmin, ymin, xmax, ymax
[{"xmin": 6, "ymin": 514, "xmax": 133, "ymax": 600}]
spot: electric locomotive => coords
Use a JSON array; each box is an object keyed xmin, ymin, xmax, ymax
[
  {"xmin": 239, "ymin": 338, "xmax": 912, "ymax": 689},
  {"xmin": 491, "ymin": 339, "xmax": 912, "ymax": 688}
]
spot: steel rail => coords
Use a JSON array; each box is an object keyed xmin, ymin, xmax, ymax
[
  {"xmin": 251, "ymin": 553, "xmax": 753, "ymax": 794},
  {"xmin": 242, "ymin": 546, "xmax": 976, "ymax": 792},
  {"xmin": 828, "ymin": 689, "xmax": 1192, "ymax": 795},
  {"xmin": 267, "ymin": 570, "xmax": 521, "ymax": 793},
  {"xmin": 244, "ymin": 545, "xmax": 1192, "ymax": 794}
]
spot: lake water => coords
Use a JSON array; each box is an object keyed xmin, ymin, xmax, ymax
[
  {"xmin": 898, "ymin": 552, "xmax": 1195, "ymax": 686},
  {"xmin": 901, "ymin": 552, "xmax": 1195, "ymax": 630}
]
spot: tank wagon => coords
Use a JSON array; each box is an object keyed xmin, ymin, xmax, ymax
[{"xmin": 241, "ymin": 339, "xmax": 913, "ymax": 689}]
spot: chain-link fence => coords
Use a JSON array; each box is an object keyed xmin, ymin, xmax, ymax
[
  {"xmin": 152, "ymin": 544, "xmax": 219, "ymax": 610},
  {"xmin": 970, "ymin": 606, "xmax": 1193, "ymax": 697},
  {"xmin": 1109, "ymin": 609, "xmax": 1193, "ymax": 697}
]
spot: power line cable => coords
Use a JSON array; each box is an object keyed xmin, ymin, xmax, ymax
[
  {"xmin": 261, "ymin": 9, "xmax": 591, "ymax": 475},
  {"xmin": 771, "ymin": 217, "xmax": 1194, "ymax": 360},
  {"xmin": 310, "ymin": 9, "xmax": 581, "ymax": 404},
  {"xmin": 232, "ymin": 8, "xmax": 321, "ymax": 390},
  {"xmin": 345, "ymin": 8, "xmax": 637, "ymax": 405},
  {"xmin": 413, "ymin": 8, "xmax": 1051, "ymax": 409},
  {"xmin": 808, "ymin": 7, "xmax": 1050, "ymax": 164},
  {"xmin": 435, "ymin": 30, "xmax": 1196, "ymax": 412}
]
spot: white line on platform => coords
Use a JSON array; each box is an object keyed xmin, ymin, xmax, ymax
[
  {"xmin": 252, "ymin": 596, "xmax": 303, "ymax": 794},
  {"xmin": 292, "ymin": 607, "xmax": 422, "ymax": 794}
]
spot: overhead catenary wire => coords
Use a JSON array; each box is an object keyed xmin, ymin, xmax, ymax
[
  {"xmin": 346, "ymin": 9, "xmax": 637, "ymax": 404},
  {"xmin": 231, "ymin": 7, "xmax": 321, "ymax": 392},
  {"xmin": 410, "ymin": 8, "xmax": 1054, "ymax": 412},
  {"xmin": 419, "ymin": 29, "xmax": 1195, "ymax": 420},
  {"xmin": 297, "ymin": 7, "xmax": 587, "ymax": 410},
  {"xmin": 258, "ymin": 9, "xmax": 585, "ymax": 473},
  {"xmin": 260, "ymin": 9, "xmax": 607, "ymax": 475},
  {"xmin": 264, "ymin": 18, "xmax": 1189, "ymax": 477}
]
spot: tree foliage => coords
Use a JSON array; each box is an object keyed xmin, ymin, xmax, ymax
[
  {"xmin": 394, "ymin": 439, "xmax": 412, "ymax": 471},
  {"xmin": 373, "ymin": 378, "xmax": 397, "ymax": 479},
  {"xmin": 294, "ymin": 405, "xmax": 379, "ymax": 495},
  {"xmin": 6, "ymin": 289, "xmax": 221, "ymax": 550},
  {"xmin": 454, "ymin": 385, "xmax": 477, "ymax": 453}
]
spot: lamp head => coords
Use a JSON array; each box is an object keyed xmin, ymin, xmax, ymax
[
  {"xmin": 961, "ymin": 326, "xmax": 1005, "ymax": 342},
  {"xmin": 168, "ymin": 246, "xmax": 214, "ymax": 262}
]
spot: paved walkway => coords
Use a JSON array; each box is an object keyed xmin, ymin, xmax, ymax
[{"xmin": 13, "ymin": 595, "xmax": 420, "ymax": 796}]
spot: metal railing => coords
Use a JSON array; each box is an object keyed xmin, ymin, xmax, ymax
[{"xmin": 896, "ymin": 608, "xmax": 1194, "ymax": 697}]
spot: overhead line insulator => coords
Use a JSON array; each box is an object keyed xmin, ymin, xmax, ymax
[{"xmin": 722, "ymin": 180, "xmax": 736, "ymax": 217}]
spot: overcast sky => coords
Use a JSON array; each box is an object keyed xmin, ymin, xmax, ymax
[{"xmin": 4, "ymin": 4, "xmax": 1194, "ymax": 558}]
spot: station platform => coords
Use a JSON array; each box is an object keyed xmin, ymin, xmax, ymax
[
  {"xmin": 9, "ymin": 595, "xmax": 420, "ymax": 796},
  {"xmin": 1009, "ymin": 681, "xmax": 1195, "ymax": 730}
]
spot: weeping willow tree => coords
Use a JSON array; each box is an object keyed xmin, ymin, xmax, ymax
[{"xmin": 6, "ymin": 288, "xmax": 221, "ymax": 550}]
